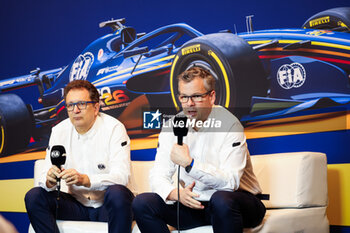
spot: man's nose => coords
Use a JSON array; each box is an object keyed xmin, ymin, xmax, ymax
[
  {"xmin": 73, "ymin": 105, "xmax": 81, "ymax": 113},
  {"xmin": 187, "ymin": 97, "xmax": 195, "ymax": 106}
]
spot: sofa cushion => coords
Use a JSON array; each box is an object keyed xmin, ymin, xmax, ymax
[
  {"xmin": 30, "ymin": 152, "xmax": 329, "ymax": 233},
  {"xmin": 251, "ymin": 152, "xmax": 327, "ymax": 208},
  {"xmin": 34, "ymin": 152, "xmax": 328, "ymax": 209}
]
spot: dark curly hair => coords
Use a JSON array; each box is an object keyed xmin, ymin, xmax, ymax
[{"xmin": 63, "ymin": 80, "xmax": 99, "ymax": 103}]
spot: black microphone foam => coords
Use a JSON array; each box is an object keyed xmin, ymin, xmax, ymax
[
  {"xmin": 50, "ymin": 145, "xmax": 66, "ymax": 168},
  {"xmin": 173, "ymin": 116, "xmax": 188, "ymax": 145}
]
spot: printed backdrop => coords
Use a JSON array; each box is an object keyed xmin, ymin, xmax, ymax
[{"xmin": 0, "ymin": 0, "xmax": 349, "ymax": 232}]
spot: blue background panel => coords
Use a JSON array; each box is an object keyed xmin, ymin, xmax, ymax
[
  {"xmin": 1, "ymin": 212, "xmax": 29, "ymax": 233},
  {"xmin": 131, "ymin": 148, "xmax": 156, "ymax": 161},
  {"xmin": 330, "ymin": 226, "xmax": 350, "ymax": 233},
  {"xmin": 247, "ymin": 130, "xmax": 350, "ymax": 164},
  {"xmin": 0, "ymin": 161, "xmax": 35, "ymax": 180}
]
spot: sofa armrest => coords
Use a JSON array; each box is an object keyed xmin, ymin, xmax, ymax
[{"xmin": 251, "ymin": 152, "xmax": 328, "ymax": 208}]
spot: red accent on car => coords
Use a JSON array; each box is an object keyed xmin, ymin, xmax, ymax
[
  {"xmin": 56, "ymin": 106, "xmax": 65, "ymax": 115},
  {"xmin": 155, "ymin": 70, "xmax": 171, "ymax": 76}
]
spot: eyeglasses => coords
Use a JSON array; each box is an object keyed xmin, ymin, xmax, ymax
[
  {"xmin": 178, "ymin": 91, "xmax": 212, "ymax": 103},
  {"xmin": 66, "ymin": 101, "xmax": 96, "ymax": 111}
]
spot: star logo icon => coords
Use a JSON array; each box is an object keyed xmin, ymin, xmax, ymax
[
  {"xmin": 143, "ymin": 109, "xmax": 162, "ymax": 129},
  {"xmin": 150, "ymin": 109, "xmax": 162, "ymax": 122}
]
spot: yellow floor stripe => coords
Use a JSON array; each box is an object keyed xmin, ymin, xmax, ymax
[
  {"xmin": 313, "ymin": 41, "xmax": 350, "ymax": 51},
  {"xmin": 247, "ymin": 40, "xmax": 272, "ymax": 45},
  {"xmin": 0, "ymin": 178, "xmax": 34, "ymax": 212},
  {"xmin": 327, "ymin": 164, "xmax": 350, "ymax": 226}
]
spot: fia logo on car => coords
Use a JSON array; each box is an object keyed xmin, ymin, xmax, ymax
[
  {"xmin": 69, "ymin": 52, "xmax": 94, "ymax": 82},
  {"xmin": 277, "ymin": 62, "xmax": 306, "ymax": 89}
]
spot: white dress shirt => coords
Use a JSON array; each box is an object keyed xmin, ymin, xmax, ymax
[
  {"xmin": 150, "ymin": 105, "xmax": 262, "ymax": 202},
  {"xmin": 39, "ymin": 112, "xmax": 131, "ymax": 208}
]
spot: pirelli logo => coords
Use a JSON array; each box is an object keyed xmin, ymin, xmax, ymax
[
  {"xmin": 309, "ymin": 16, "xmax": 330, "ymax": 27},
  {"xmin": 182, "ymin": 44, "xmax": 200, "ymax": 56}
]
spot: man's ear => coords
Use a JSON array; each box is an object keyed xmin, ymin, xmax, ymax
[
  {"xmin": 94, "ymin": 102, "xmax": 100, "ymax": 115},
  {"xmin": 210, "ymin": 90, "xmax": 216, "ymax": 105}
]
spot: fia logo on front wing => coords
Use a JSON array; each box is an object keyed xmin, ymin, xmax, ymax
[{"xmin": 277, "ymin": 62, "xmax": 306, "ymax": 89}]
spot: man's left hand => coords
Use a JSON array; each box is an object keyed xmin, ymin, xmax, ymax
[
  {"xmin": 58, "ymin": 168, "xmax": 91, "ymax": 188},
  {"xmin": 170, "ymin": 143, "xmax": 192, "ymax": 168}
]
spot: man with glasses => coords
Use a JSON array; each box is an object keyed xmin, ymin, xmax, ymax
[
  {"xmin": 133, "ymin": 66, "xmax": 265, "ymax": 233},
  {"xmin": 25, "ymin": 80, "xmax": 134, "ymax": 233}
]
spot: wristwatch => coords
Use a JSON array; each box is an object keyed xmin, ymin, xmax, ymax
[{"xmin": 185, "ymin": 159, "xmax": 194, "ymax": 173}]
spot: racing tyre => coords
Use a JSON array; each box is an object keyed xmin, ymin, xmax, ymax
[
  {"xmin": 170, "ymin": 33, "xmax": 267, "ymax": 118},
  {"xmin": 302, "ymin": 7, "xmax": 350, "ymax": 31},
  {"xmin": 0, "ymin": 94, "xmax": 33, "ymax": 157}
]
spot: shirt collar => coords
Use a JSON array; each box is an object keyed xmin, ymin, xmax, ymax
[
  {"xmin": 191, "ymin": 105, "xmax": 216, "ymax": 133},
  {"xmin": 75, "ymin": 114, "xmax": 101, "ymax": 140}
]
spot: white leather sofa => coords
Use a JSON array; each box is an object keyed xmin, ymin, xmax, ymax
[{"xmin": 29, "ymin": 152, "xmax": 329, "ymax": 233}]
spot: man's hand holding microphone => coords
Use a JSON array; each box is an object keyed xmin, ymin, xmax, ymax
[
  {"xmin": 46, "ymin": 145, "xmax": 90, "ymax": 201},
  {"xmin": 46, "ymin": 167, "xmax": 91, "ymax": 188},
  {"xmin": 46, "ymin": 165, "xmax": 63, "ymax": 189},
  {"xmin": 168, "ymin": 116, "xmax": 204, "ymax": 210}
]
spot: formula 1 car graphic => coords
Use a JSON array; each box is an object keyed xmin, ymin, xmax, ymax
[{"xmin": 1, "ymin": 7, "xmax": 350, "ymax": 157}]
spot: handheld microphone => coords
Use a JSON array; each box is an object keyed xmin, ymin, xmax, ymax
[
  {"xmin": 50, "ymin": 145, "xmax": 66, "ymax": 200},
  {"xmin": 173, "ymin": 116, "xmax": 188, "ymax": 145}
]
